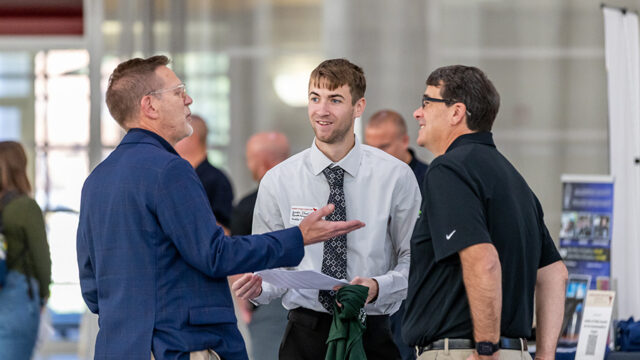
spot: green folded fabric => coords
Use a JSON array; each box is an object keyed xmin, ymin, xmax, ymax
[{"xmin": 325, "ymin": 284, "xmax": 369, "ymax": 360}]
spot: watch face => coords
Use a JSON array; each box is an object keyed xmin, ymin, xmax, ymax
[{"xmin": 476, "ymin": 342, "xmax": 497, "ymax": 355}]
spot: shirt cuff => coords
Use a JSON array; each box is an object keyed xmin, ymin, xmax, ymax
[
  {"xmin": 252, "ymin": 280, "xmax": 277, "ymax": 305},
  {"xmin": 372, "ymin": 273, "xmax": 406, "ymax": 306}
]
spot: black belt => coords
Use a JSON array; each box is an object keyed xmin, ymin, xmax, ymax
[{"xmin": 416, "ymin": 337, "xmax": 527, "ymax": 355}]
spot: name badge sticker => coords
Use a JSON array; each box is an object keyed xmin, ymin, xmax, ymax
[{"xmin": 290, "ymin": 206, "xmax": 318, "ymax": 225}]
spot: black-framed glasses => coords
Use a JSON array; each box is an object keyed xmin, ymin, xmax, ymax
[
  {"xmin": 146, "ymin": 83, "xmax": 187, "ymax": 98},
  {"xmin": 422, "ymin": 94, "xmax": 471, "ymax": 116}
]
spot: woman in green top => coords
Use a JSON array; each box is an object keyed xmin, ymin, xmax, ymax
[{"xmin": 0, "ymin": 141, "xmax": 51, "ymax": 359}]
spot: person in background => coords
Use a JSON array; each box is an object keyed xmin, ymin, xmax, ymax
[
  {"xmin": 230, "ymin": 131, "xmax": 291, "ymax": 360},
  {"xmin": 0, "ymin": 141, "xmax": 51, "ymax": 359},
  {"xmin": 364, "ymin": 109, "xmax": 430, "ymax": 360},
  {"xmin": 403, "ymin": 65, "xmax": 568, "ymax": 360},
  {"xmin": 365, "ymin": 109, "xmax": 429, "ymax": 190},
  {"xmin": 231, "ymin": 132, "xmax": 290, "ymax": 238},
  {"xmin": 76, "ymin": 55, "xmax": 364, "ymax": 359},
  {"xmin": 233, "ymin": 58, "xmax": 421, "ymax": 360},
  {"xmin": 175, "ymin": 114, "xmax": 234, "ymax": 232}
]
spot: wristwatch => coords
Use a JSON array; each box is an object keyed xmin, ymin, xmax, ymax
[{"xmin": 476, "ymin": 341, "xmax": 499, "ymax": 356}]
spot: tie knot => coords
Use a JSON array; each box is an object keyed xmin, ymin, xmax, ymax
[{"xmin": 322, "ymin": 166, "xmax": 344, "ymax": 187}]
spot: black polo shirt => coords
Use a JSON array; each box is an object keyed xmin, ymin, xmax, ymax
[{"xmin": 402, "ymin": 132, "xmax": 561, "ymax": 346}]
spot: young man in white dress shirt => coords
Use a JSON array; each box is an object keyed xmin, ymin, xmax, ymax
[{"xmin": 232, "ymin": 58, "xmax": 421, "ymax": 360}]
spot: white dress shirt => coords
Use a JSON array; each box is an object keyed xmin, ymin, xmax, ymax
[{"xmin": 252, "ymin": 136, "xmax": 421, "ymax": 315}]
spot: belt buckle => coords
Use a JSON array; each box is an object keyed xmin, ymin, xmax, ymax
[{"xmin": 415, "ymin": 343, "xmax": 434, "ymax": 356}]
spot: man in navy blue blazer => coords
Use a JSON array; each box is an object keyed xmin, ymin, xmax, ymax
[{"xmin": 76, "ymin": 55, "xmax": 364, "ymax": 360}]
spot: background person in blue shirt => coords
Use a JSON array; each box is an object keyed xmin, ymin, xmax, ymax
[{"xmin": 76, "ymin": 55, "xmax": 364, "ymax": 360}]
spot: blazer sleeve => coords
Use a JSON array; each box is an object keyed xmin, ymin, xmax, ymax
[{"xmin": 155, "ymin": 158, "xmax": 304, "ymax": 278}]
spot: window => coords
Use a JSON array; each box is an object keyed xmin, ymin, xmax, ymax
[
  {"xmin": 181, "ymin": 52, "xmax": 231, "ymax": 169},
  {"xmin": 34, "ymin": 49, "xmax": 91, "ymax": 340}
]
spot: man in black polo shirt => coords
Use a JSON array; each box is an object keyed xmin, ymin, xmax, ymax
[{"xmin": 402, "ymin": 65, "xmax": 568, "ymax": 360}]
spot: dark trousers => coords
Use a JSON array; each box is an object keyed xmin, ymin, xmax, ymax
[{"xmin": 279, "ymin": 307, "xmax": 400, "ymax": 360}]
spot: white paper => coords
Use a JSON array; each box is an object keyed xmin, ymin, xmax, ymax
[
  {"xmin": 575, "ymin": 290, "xmax": 616, "ymax": 360},
  {"xmin": 255, "ymin": 269, "xmax": 349, "ymax": 290}
]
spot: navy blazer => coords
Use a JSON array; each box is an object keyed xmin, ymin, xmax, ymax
[{"xmin": 77, "ymin": 129, "xmax": 303, "ymax": 360}]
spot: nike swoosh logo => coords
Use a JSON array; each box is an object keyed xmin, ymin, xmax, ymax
[{"xmin": 446, "ymin": 230, "xmax": 456, "ymax": 240}]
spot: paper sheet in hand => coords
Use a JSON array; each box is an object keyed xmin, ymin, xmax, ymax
[{"xmin": 256, "ymin": 269, "xmax": 349, "ymax": 290}]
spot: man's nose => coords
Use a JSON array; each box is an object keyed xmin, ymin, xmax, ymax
[
  {"xmin": 317, "ymin": 100, "xmax": 330, "ymax": 115},
  {"xmin": 413, "ymin": 107, "xmax": 422, "ymax": 120}
]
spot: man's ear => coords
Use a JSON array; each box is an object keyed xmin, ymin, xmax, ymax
[
  {"xmin": 140, "ymin": 95, "xmax": 159, "ymax": 119},
  {"xmin": 401, "ymin": 134, "xmax": 410, "ymax": 148},
  {"xmin": 449, "ymin": 102, "xmax": 468, "ymax": 127},
  {"xmin": 353, "ymin": 97, "xmax": 366, "ymax": 118}
]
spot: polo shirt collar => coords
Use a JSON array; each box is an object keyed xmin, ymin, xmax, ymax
[
  {"xmin": 310, "ymin": 134, "xmax": 361, "ymax": 178},
  {"xmin": 122, "ymin": 128, "xmax": 179, "ymax": 156},
  {"xmin": 446, "ymin": 131, "xmax": 495, "ymax": 153}
]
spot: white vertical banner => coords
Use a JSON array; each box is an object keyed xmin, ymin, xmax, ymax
[{"xmin": 603, "ymin": 6, "xmax": 640, "ymax": 320}]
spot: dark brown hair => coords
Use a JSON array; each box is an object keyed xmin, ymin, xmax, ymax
[
  {"xmin": 106, "ymin": 55, "xmax": 170, "ymax": 127},
  {"xmin": 309, "ymin": 58, "xmax": 366, "ymax": 105},
  {"xmin": 427, "ymin": 65, "xmax": 500, "ymax": 132},
  {"xmin": 0, "ymin": 141, "xmax": 31, "ymax": 195}
]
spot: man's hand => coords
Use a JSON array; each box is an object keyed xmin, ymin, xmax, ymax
[
  {"xmin": 350, "ymin": 277, "xmax": 379, "ymax": 303},
  {"xmin": 332, "ymin": 276, "xmax": 379, "ymax": 307},
  {"xmin": 228, "ymin": 274, "xmax": 255, "ymax": 323},
  {"xmin": 231, "ymin": 273, "xmax": 263, "ymax": 300},
  {"xmin": 299, "ymin": 204, "xmax": 365, "ymax": 245}
]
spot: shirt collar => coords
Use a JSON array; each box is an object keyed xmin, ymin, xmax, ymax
[
  {"xmin": 310, "ymin": 135, "xmax": 362, "ymax": 178},
  {"xmin": 446, "ymin": 131, "xmax": 495, "ymax": 153},
  {"xmin": 123, "ymin": 128, "xmax": 179, "ymax": 156}
]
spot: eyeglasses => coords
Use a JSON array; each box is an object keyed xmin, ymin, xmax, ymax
[
  {"xmin": 147, "ymin": 83, "xmax": 187, "ymax": 98},
  {"xmin": 422, "ymin": 94, "xmax": 471, "ymax": 116}
]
